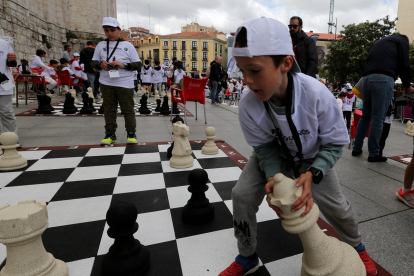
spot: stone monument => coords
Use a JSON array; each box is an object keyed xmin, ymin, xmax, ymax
[
  {"xmin": 170, "ymin": 121, "xmax": 194, "ymax": 168},
  {"xmin": 0, "ymin": 200, "xmax": 69, "ymax": 276},
  {"xmin": 0, "ymin": 132, "xmax": 27, "ymax": 171},
  {"xmin": 268, "ymin": 174, "xmax": 365, "ymax": 276}
]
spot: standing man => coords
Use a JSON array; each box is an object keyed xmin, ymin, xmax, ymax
[
  {"xmin": 62, "ymin": 45, "xmax": 71, "ymax": 62},
  {"xmin": 352, "ymin": 34, "xmax": 414, "ymax": 162},
  {"xmin": 194, "ymin": 70, "xmax": 201, "ymax": 79},
  {"xmin": 80, "ymin": 41, "xmax": 97, "ymax": 94},
  {"xmin": 209, "ymin": 55, "xmax": 222, "ymax": 105},
  {"xmin": 0, "ymin": 38, "xmax": 18, "ymax": 136},
  {"xmin": 289, "ymin": 16, "xmax": 318, "ymax": 78}
]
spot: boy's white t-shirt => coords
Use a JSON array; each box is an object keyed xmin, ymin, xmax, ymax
[
  {"xmin": 239, "ymin": 73, "xmax": 349, "ymax": 161},
  {"xmin": 30, "ymin": 55, "xmax": 47, "ymax": 69},
  {"xmin": 336, "ymin": 98, "xmax": 343, "ymax": 110},
  {"xmin": 152, "ymin": 67, "xmax": 163, "ymax": 83},
  {"xmin": 342, "ymin": 93, "xmax": 355, "ymax": 112},
  {"xmin": 0, "ymin": 39, "xmax": 15, "ymax": 95},
  {"xmin": 70, "ymin": 60, "xmax": 82, "ymax": 77},
  {"xmin": 92, "ymin": 40, "xmax": 140, "ymax": 89},
  {"xmin": 141, "ymin": 65, "xmax": 152, "ymax": 83},
  {"xmin": 236, "ymin": 82, "xmax": 243, "ymax": 90},
  {"xmin": 41, "ymin": 66, "xmax": 56, "ymax": 78},
  {"xmin": 174, "ymin": 69, "xmax": 186, "ymax": 84}
]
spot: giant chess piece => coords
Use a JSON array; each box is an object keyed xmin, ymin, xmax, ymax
[
  {"xmin": 161, "ymin": 84, "xmax": 166, "ymax": 97},
  {"xmin": 268, "ymin": 174, "xmax": 365, "ymax": 276},
  {"xmin": 101, "ymin": 201, "xmax": 150, "ymax": 276},
  {"xmin": 60, "ymin": 85, "xmax": 68, "ymax": 96},
  {"xmin": 160, "ymin": 95, "xmax": 170, "ymax": 115},
  {"xmin": 87, "ymin": 87, "xmax": 95, "ymax": 103},
  {"xmin": 88, "ymin": 97, "xmax": 97, "ymax": 112},
  {"xmin": 0, "ymin": 200, "xmax": 69, "ymax": 276},
  {"xmin": 36, "ymin": 94, "xmax": 52, "ymax": 114},
  {"xmin": 167, "ymin": 91, "xmax": 172, "ymax": 106},
  {"xmin": 138, "ymin": 94, "xmax": 151, "ymax": 114},
  {"xmin": 155, "ymin": 99, "xmax": 161, "ymax": 112},
  {"xmin": 167, "ymin": 115, "xmax": 184, "ymax": 159},
  {"xmin": 172, "ymin": 102, "xmax": 180, "ymax": 114},
  {"xmin": 405, "ymin": 121, "xmax": 414, "ymax": 136},
  {"xmin": 202, "ymin": 126, "xmax": 219, "ymax": 155},
  {"xmin": 79, "ymin": 92, "xmax": 93, "ymax": 114},
  {"xmin": 0, "ymin": 132, "xmax": 27, "ymax": 171},
  {"xmin": 170, "ymin": 121, "xmax": 194, "ymax": 168},
  {"xmin": 137, "ymin": 84, "xmax": 142, "ymax": 96},
  {"xmin": 62, "ymin": 92, "xmax": 77, "ymax": 114},
  {"xmin": 47, "ymin": 94, "xmax": 55, "ymax": 111},
  {"xmin": 69, "ymin": 89, "xmax": 78, "ymax": 104},
  {"xmin": 154, "ymin": 90, "xmax": 160, "ymax": 103},
  {"xmin": 182, "ymin": 169, "xmax": 214, "ymax": 224}
]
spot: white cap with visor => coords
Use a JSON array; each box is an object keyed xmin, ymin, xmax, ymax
[
  {"xmin": 232, "ymin": 17, "xmax": 301, "ymax": 73},
  {"xmin": 102, "ymin": 17, "xmax": 120, "ymax": 28}
]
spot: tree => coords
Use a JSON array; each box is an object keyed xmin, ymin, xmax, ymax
[{"xmin": 324, "ymin": 16, "xmax": 397, "ymax": 84}]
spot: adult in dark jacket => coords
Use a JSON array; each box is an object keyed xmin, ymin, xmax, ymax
[
  {"xmin": 289, "ymin": 16, "xmax": 318, "ymax": 78},
  {"xmin": 209, "ymin": 56, "xmax": 222, "ymax": 105},
  {"xmin": 352, "ymin": 34, "xmax": 414, "ymax": 162},
  {"xmin": 79, "ymin": 41, "xmax": 97, "ymax": 95}
]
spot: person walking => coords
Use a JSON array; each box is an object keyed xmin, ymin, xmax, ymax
[
  {"xmin": 80, "ymin": 41, "xmax": 97, "ymax": 93},
  {"xmin": 209, "ymin": 56, "xmax": 223, "ymax": 105}
]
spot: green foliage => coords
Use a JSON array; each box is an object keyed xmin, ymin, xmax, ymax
[
  {"xmin": 324, "ymin": 16, "xmax": 397, "ymax": 83},
  {"xmin": 66, "ymin": 31, "xmax": 78, "ymax": 39},
  {"xmin": 409, "ymin": 42, "xmax": 414, "ymax": 84}
]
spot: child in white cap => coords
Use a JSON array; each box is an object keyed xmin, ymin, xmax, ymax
[
  {"xmin": 219, "ymin": 17, "xmax": 377, "ymax": 276},
  {"xmin": 91, "ymin": 17, "xmax": 142, "ymax": 145}
]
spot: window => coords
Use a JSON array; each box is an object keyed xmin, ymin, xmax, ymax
[
  {"xmin": 215, "ymin": 43, "xmax": 217, "ymax": 51},
  {"xmin": 148, "ymin": 50, "xmax": 152, "ymax": 58},
  {"xmin": 149, "ymin": 39, "xmax": 151, "ymax": 44},
  {"xmin": 141, "ymin": 40, "xmax": 144, "ymax": 44},
  {"xmin": 182, "ymin": 62, "xmax": 186, "ymax": 69},
  {"xmin": 192, "ymin": 41, "xmax": 197, "ymax": 49},
  {"xmin": 173, "ymin": 41, "xmax": 177, "ymax": 49},
  {"xmin": 173, "ymin": 51, "xmax": 177, "ymax": 58},
  {"xmin": 220, "ymin": 44, "xmax": 222, "ymax": 53},
  {"xmin": 181, "ymin": 41, "xmax": 186, "ymax": 49},
  {"xmin": 156, "ymin": 38, "xmax": 158, "ymax": 43},
  {"xmin": 141, "ymin": 51, "xmax": 144, "ymax": 59},
  {"xmin": 202, "ymin": 62, "xmax": 208, "ymax": 71},
  {"xmin": 164, "ymin": 51, "xmax": 168, "ymax": 59},
  {"xmin": 192, "ymin": 52, "xmax": 197, "ymax": 60},
  {"xmin": 164, "ymin": 41, "xmax": 168, "ymax": 46},
  {"xmin": 181, "ymin": 51, "xmax": 186, "ymax": 60},
  {"xmin": 192, "ymin": 62, "xmax": 197, "ymax": 69},
  {"xmin": 202, "ymin": 52, "xmax": 208, "ymax": 60},
  {"xmin": 203, "ymin": 41, "xmax": 208, "ymax": 50}
]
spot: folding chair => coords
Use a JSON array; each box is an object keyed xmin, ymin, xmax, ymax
[
  {"xmin": 170, "ymin": 86, "xmax": 187, "ymax": 124},
  {"xmin": 56, "ymin": 70, "xmax": 83, "ymax": 94}
]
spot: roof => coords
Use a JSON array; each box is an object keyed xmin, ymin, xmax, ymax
[
  {"xmin": 306, "ymin": 32, "xmax": 341, "ymax": 40},
  {"xmin": 130, "ymin": 27, "xmax": 149, "ymax": 33},
  {"xmin": 161, "ymin": 32, "xmax": 226, "ymax": 42}
]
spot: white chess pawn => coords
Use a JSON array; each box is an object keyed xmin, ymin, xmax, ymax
[
  {"xmin": 69, "ymin": 89, "xmax": 78, "ymax": 104},
  {"xmin": 137, "ymin": 84, "xmax": 143, "ymax": 96},
  {"xmin": 161, "ymin": 85, "xmax": 166, "ymax": 97},
  {"xmin": 0, "ymin": 201, "xmax": 69, "ymax": 276},
  {"xmin": 87, "ymin": 87, "xmax": 95, "ymax": 102},
  {"xmin": 60, "ymin": 85, "xmax": 68, "ymax": 96},
  {"xmin": 170, "ymin": 121, "xmax": 194, "ymax": 168},
  {"xmin": 405, "ymin": 121, "xmax": 414, "ymax": 136},
  {"xmin": 154, "ymin": 90, "xmax": 160, "ymax": 102},
  {"xmin": 0, "ymin": 132, "xmax": 27, "ymax": 171},
  {"xmin": 167, "ymin": 91, "xmax": 172, "ymax": 106},
  {"xmin": 202, "ymin": 127, "xmax": 219, "ymax": 155},
  {"xmin": 268, "ymin": 174, "xmax": 365, "ymax": 276}
]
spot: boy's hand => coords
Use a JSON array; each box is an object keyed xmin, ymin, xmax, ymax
[
  {"xmin": 265, "ymin": 176, "xmax": 284, "ymax": 219},
  {"xmin": 292, "ymin": 171, "xmax": 314, "ymax": 216},
  {"xmin": 100, "ymin": 62, "xmax": 109, "ymax": 70},
  {"xmin": 110, "ymin": 61, "xmax": 124, "ymax": 69}
]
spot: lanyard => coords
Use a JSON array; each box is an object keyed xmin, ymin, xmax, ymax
[{"xmin": 106, "ymin": 39, "xmax": 120, "ymax": 62}]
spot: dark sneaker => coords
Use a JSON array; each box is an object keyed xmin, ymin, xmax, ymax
[
  {"xmin": 358, "ymin": 250, "xmax": 377, "ymax": 276},
  {"xmin": 219, "ymin": 252, "xmax": 259, "ymax": 276},
  {"xmin": 367, "ymin": 156, "xmax": 387, "ymax": 162},
  {"xmin": 352, "ymin": 149, "xmax": 363, "ymax": 156},
  {"xmin": 127, "ymin": 131, "xmax": 137, "ymax": 144},
  {"xmin": 101, "ymin": 131, "xmax": 117, "ymax": 145}
]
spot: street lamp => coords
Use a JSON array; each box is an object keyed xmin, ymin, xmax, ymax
[{"xmin": 328, "ymin": 18, "xmax": 337, "ymax": 41}]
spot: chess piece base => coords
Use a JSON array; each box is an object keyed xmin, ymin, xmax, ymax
[
  {"xmin": 201, "ymin": 145, "xmax": 219, "ymax": 155},
  {"xmin": 170, "ymin": 155, "xmax": 194, "ymax": 169},
  {"xmin": 182, "ymin": 204, "xmax": 214, "ymax": 225},
  {"xmin": 0, "ymin": 152, "xmax": 27, "ymax": 171}
]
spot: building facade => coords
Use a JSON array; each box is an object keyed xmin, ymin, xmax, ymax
[
  {"xmin": 396, "ymin": 0, "xmax": 414, "ymax": 43},
  {"xmin": 138, "ymin": 32, "xmax": 227, "ymax": 74},
  {"xmin": 181, "ymin": 22, "xmax": 217, "ymax": 34}
]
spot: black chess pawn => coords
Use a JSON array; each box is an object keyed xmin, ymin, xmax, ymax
[
  {"xmin": 79, "ymin": 92, "xmax": 93, "ymax": 114},
  {"xmin": 36, "ymin": 94, "xmax": 52, "ymax": 114},
  {"xmin": 139, "ymin": 94, "xmax": 151, "ymax": 114},
  {"xmin": 182, "ymin": 169, "xmax": 215, "ymax": 225},
  {"xmin": 62, "ymin": 92, "xmax": 77, "ymax": 114},
  {"xmin": 154, "ymin": 99, "xmax": 161, "ymax": 112},
  {"xmin": 160, "ymin": 95, "xmax": 170, "ymax": 115},
  {"xmin": 167, "ymin": 115, "xmax": 185, "ymax": 159},
  {"xmin": 48, "ymin": 95, "xmax": 55, "ymax": 111},
  {"xmin": 88, "ymin": 97, "xmax": 96, "ymax": 112},
  {"xmin": 101, "ymin": 201, "xmax": 150, "ymax": 276},
  {"xmin": 172, "ymin": 102, "xmax": 180, "ymax": 114}
]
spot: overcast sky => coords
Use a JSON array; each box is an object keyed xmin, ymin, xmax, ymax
[{"xmin": 116, "ymin": 0, "xmax": 399, "ymax": 36}]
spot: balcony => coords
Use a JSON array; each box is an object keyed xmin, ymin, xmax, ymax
[
  {"xmin": 172, "ymin": 46, "xmax": 177, "ymax": 50},
  {"xmin": 162, "ymin": 45, "xmax": 169, "ymax": 50},
  {"xmin": 202, "ymin": 58, "xmax": 208, "ymax": 61},
  {"xmin": 181, "ymin": 47, "xmax": 186, "ymax": 50},
  {"xmin": 191, "ymin": 68, "xmax": 197, "ymax": 72},
  {"xmin": 181, "ymin": 57, "xmax": 186, "ymax": 61},
  {"xmin": 202, "ymin": 47, "xmax": 208, "ymax": 51},
  {"xmin": 192, "ymin": 47, "xmax": 197, "ymax": 50},
  {"xmin": 191, "ymin": 57, "xmax": 197, "ymax": 61}
]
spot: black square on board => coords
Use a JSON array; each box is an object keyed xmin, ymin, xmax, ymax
[
  {"xmin": 6, "ymin": 168, "xmax": 75, "ymax": 187},
  {"xmin": 42, "ymin": 220, "xmax": 106, "ymax": 263},
  {"xmin": 42, "ymin": 148, "xmax": 90, "ymax": 159},
  {"xmin": 78, "ymin": 155, "xmax": 123, "ymax": 167},
  {"xmin": 190, "ymin": 143, "xmax": 204, "ymax": 150},
  {"xmin": 159, "ymin": 151, "xmax": 169, "ymax": 161},
  {"xmin": 164, "ymin": 170, "xmax": 209, "ymax": 188},
  {"xmin": 125, "ymin": 145, "xmax": 160, "ymax": 154},
  {"xmin": 212, "ymin": 181, "xmax": 237, "ymax": 201},
  {"xmin": 256, "ymin": 219, "xmax": 303, "ymax": 263},
  {"xmin": 118, "ymin": 162, "xmax": 163, "ymax": 176},
  {"xmin": 110, "ymin": 189, "xmax": 169, "ymax": 214},
  {"xmin": 171, "ymin": 202, "xmax": 233, "ymax": 239},
  {"xmin": 197, "ymin": 157, "xmax": 238, "ymax": 170},
  {"xmin": 50, "ymin": 178, "xmax": 116, "ymax": 202}
]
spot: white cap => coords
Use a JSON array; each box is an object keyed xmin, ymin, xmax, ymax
[
  {"xmin": 232, "ymin": 17, "xmax": 300, "ymax": 73},
  {"xmin": 73, "ymin": 53, "xmax": 80, "ymax": 57},
  {"xmin": 102, "ymin": 17, "xmax": 120, "ymax": 28},
  {"xmin": 346, "ymin": 83, "xmax": 353, "ymax": 90}
]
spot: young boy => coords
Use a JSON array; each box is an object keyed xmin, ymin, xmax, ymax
[
  {"xmin": 91, "ymin": 17, "xmax": 141, "ymax": 145},
  {"xmin": 151, "ymin": 60, "xmax": 163, "ymax": 96},
  {"xmin": 343, "ymin": 83, "xmax": 355, "ymax": 130},
  {"xmin": 140, "ymin": 60, "xmax": 152, "ymax": 94},
  {"xmin": 219, "ymin": 18, "xmax": 377, "ymax": 276},
  {"xmin": 60, "ymin": 58, "xmax": 82, "ymax": 84},
  {"xmin": 336, "ymin": 91, "xmax": 346, "ymax": 110},
  {"xmin": 40, "ymin": 60, "xmax": 59, "ymax": 94},
  {"xmin": 173, "ymin": 61, "xmax": 186, "ymax": 89}
]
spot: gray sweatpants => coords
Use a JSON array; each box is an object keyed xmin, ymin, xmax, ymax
[
  {"xmin": 153, "ymin": 83, "xmax": 162, "ymax": 95},
  {"xmin": 0, "ymin": 95, "xmax": 18, "ymax": 134},
  {"xmin": 232, "ymin": 151, "xmax": 361, "ymax": 257}
]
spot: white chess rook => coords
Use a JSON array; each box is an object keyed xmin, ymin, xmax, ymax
[
  {"xmin": 0, "ymin": 132, "xmax": 27, "ymax": 171},
  {"xmin": 269, "ymin": 174, "xmax": 365, "ymax": 276},
  {"xmin": 202, "ymin": 127, "xmax": 219, "ymax": 155},
  {"xmin": 170, "ymin": 121, "xmax": 194, "ymax": 168},
  {"xmin": 0, "ymin": 201, "xmax": 69, "ymax": 276}
]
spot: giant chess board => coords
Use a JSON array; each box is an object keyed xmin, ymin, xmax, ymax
[{"xmin": 0, "ymin": 142, "xmax": 390, "ymax": 276}]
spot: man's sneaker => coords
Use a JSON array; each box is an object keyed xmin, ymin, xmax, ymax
[
  {"xmin": 101, "ymin": 132, "xmax": 117, "ymax": 145},
  {"xmin": 396, "ymin": 188, "xmax": 414, "ymax": 208},
  {"xmin": 357, "ymin": 250, "xmax": 377, "ymax": 276},
  {"xmin": 127, "ymin": 131, "xmax": 137, "ymax": 144},
  {"xmin": 219, "ymin": 252, "xmax": 259, "ymax": 276},
  {"xmin": 352, "ymin": 149, "xmax": 363, "ymax": 156}
]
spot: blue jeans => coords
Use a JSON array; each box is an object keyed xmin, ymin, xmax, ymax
[
  {"xmin": 353, "ymin": 74, "xmax": 394, "ymax": 156},
  {"xmin": 86, "ymin": 72, "xmax": 96, "ymax": 93},
  {"xmin": 211, "ymin": 80, "xmax": 218, "ymax": 104}
]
